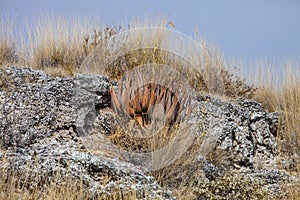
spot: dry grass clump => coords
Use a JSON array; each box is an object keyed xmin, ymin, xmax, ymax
[
  {"xmin": 282, "ymin": 181, "xmax": 300, "ymax": 200},
  {"xmin": 0, "ymin": 175, "xmax": 86, "ymax": 200},
  {"xmin": 198, "ymin": 41, "xmax": 257, "ymax": 98},
  {"xmin": 0, "ymin": 168, "xmax": 142, "ymax": 200},
  {"xmin": 280, "ymin": 167, "xmax": 300, "ymax": 200},
  {"xmin": 0, "ymin": 36, "xmax": 18, "ymax": 66},
  {"xmin": 277, "ymin": 85, "xmax": 300, "ymax": 156},
  {"xmin": 0, "ymin": 13, "xmax": 123, "ymax": 77},
  {"xmin": 24, "ymin": 14, "xmax": 123, "ymax": 77},
  {"xmin": 0, "ymin": 14, "xmax": 18, "ymax": 65}
]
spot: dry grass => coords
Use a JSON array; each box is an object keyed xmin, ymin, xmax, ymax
[
  {"xmin": 24, "ymin": 14, "xmax": 101, "ymax": 76},
  {"xmin": 249, "ymin": 61, "xmax": 300, "ymax": 158},
  {"xmin": 1, "ymin": 13, "xmax": 300, "ymax": 199},
  {"xmin": 0, "ymin": 14, "xmax": 18, "ymax": 65},
  {"xmin": 282, "ymin": 181, "xmax": 300, "ymax": 200},
  {"xmin": 0, "ymin": 168, "xmax": 142, "ymax": 200},
  {"xmin": 0, "ymin": 12, "xmax": 254, "ymax": 97}
]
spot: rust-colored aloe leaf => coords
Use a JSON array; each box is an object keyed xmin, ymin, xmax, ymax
[{"xmin": 111, "ymin": 72, "xmax": 192, "ymax": 132}]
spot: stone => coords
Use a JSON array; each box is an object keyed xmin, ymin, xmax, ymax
[{"xmin": 0, "ymin": 66, "xmax": 297, "ymax": 198}]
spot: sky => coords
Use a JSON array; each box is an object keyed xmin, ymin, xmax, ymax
[{"xmin": 1, "ymin": 0, "xmax": 300, "ymax": 64}]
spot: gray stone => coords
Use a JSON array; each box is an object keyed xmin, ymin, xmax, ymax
[
  {"xmin": 0, "ymin": 66, "xmax": 174, "ymax": 199},
  {"xmin": 192, "ymin": 95, "xmax": 280, "ymax": 169},
  {"xmin": 0, "ymin": 66, "xmax": 297, "ymax": 198}
]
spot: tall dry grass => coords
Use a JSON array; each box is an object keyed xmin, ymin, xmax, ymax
[
  {"xmin": 0, "ymin": 168, "xmax": 141, "ymax": 200},
  {"xmin": 24, "ymin": 14, "xmax": 103, "ymax": 77},
  {"xmin": 0, "ymin": 13, "xmax": 254, "ymax": 98},
  {"xmin": 0, "ymin": 14, "xmax": 18, "ymax": 65},
  {"xmin": 247, "ymin": 60, "xmax": 300, "ymax": 158}
]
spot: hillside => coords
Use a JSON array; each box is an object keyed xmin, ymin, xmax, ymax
[{"xmin": 0, "ymin": 16, "xmax": 299, "ymax": 199}]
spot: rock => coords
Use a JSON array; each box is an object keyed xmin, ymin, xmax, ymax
[
  {"xmin": 0, "ymin": 66, "xmax": 174, "ymax": 199},
  {"xmin": 0, "ymin": 132, "xmax": 173, "ymax": 199},
  {"xmin": 192, "ymin": 96, "xmax": 279, "ymax": 169},
  {"xmin": 0, "ymin": 66, "xmax": 297, "ymax": 198}
]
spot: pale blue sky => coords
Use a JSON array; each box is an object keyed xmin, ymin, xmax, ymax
[{"xmin": 1, "ymin": 0, "xmax": 300, "ymax": 64}]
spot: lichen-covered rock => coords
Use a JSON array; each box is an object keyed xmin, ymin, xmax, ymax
[
  {"xmin": 192, "ymin": 95, "xmax": 280, "ymax": 169},
  {"xmin": 0, "ymin": 66, "xmax": 296, "ymax": 198},
  {"xmin": 0, "ymin": 129, "xmax": 173, "ymax": 199},
  {"xmin": 0, "ymin": 66, "xmax": 174, "ymax": 199}
]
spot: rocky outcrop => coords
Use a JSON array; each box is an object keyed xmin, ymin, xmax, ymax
[
  {"xmin": 0, "ymin": 66, "xmax": 295, "ymax": 198},
  {"xmin": 192, "ymin": 95, "xmax": 280, "ymax": 170}
]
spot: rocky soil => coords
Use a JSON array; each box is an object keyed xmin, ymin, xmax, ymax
[{"xmin": 0, "ymin": 66, "xmax": 297, "ymax": 199}]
